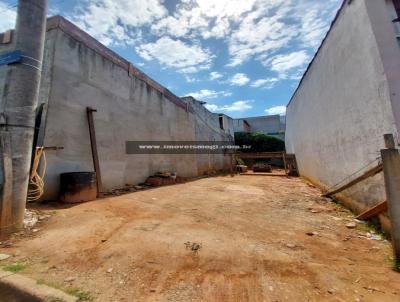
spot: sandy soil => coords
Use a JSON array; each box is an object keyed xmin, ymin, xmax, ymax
[{"xmin": 1, "ymin": 175, "xmax": 400, "ymax": 302}]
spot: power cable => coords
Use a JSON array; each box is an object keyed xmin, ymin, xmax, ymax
[
  {"xmin": 27, "ymin": 147, "xmax": 46, "ymax": 202},
  {"xmin": 0, "ymin": 2, "xmax": 17, "ymax": 14},
  {"xmin": 0, "ymin": 0, "xmax": 66, "ymax": 15}
]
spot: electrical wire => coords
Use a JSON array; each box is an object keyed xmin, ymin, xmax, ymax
[
  {"xmin": 27, "ymin": 147, "xmax": 46, "ymax": 202},
  {"xmin": 0, "ymin": 0, "xmax": 66, "ymax": 15},
  {"xmin": 0, "ymin": 2, "xmax": 17, "ymax": 14}
]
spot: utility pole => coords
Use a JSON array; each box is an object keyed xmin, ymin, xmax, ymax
[
  {"xmin": 381, "ymin": 134, "xmax": 400, "ymax": 265},
  {"xmin": 0, "ymin": 0, "xmax": 48, "ymax": 235}
]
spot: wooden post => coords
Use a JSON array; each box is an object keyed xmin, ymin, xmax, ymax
[
  {"xmin": 381, "ymin": 133, "xmax": 400, "ymax": 262},
  {"xmin": 356, "ymin": 201, "xmax": 388, "ymax": 220},
  {"xmin": 230, "ymin": 152, "xmax": 235, "ymax": 176},
  {"xmin": 282, "ymin": 152, "xmax": 288, "ymax": 175},
  {"xmin": 86, "ymin": 107, "xmax": 103, "ymax": 196},
  {"xmin": 0, "ymin": 131, "xmax": 13, "ymax": 239},
  {"xmin": 322, "ymin": 163, "xmax": 383, "ymax": 197}
]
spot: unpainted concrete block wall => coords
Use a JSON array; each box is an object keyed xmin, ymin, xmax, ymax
[
  {"xmin": 0, "ymin": 17, "xmax": 235, "ymax": 201},
  {"xmin": 39, "ymin": 29, "xmax": 202, "ymax": 199},
  {"xmin": 184, "ymin": 97, "xmax": 234, "ymax": 175},
  {"xmin": 285, "ymin": 0, "xmax": 399, "ymax": 211}
]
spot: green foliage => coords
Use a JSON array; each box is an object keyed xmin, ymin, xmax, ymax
[
  {"xmin": 37, "ymin": 279, "xmax": 92, "ymax": 301},
  {"xmin": 236, "ymin": 157, "xmax": 246, "ymax": 165},
  {"xmin": 384, "ymin": 255, "xmax": 400, "ymax": 271},
  {"xmin": 394, "ymin": 258, "xmax": 400, "ymax": 272},
  {"xmin": 45, "ymin": 298, "xmax": 66, "ymax": 302},
  {"xmin": 234, "ymin": 132, "xmax": 285, "ymax": 153},
  {"xmin": 355, "ymin": 219, "xmax": 390, "ymax": 240},
  {"xmin": 65, "ymin": 288, "xmax": 92, "ymax": 301},
  {"xmin": 3, "ymin": 262, "xmax": 26, "ymax": 273},
  {"xmin": 37, "ymin": 279, "xmax": 60, "ymax": 288}
]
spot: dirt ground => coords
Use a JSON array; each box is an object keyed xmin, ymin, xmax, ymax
[{"xmin": 1, "ymin": 175, "xmax": 400, "ymax": 302}]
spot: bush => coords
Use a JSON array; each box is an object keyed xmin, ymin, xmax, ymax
[{"xmin": 234, "ymin": 132, "xmax": 285, "ymax": 153}]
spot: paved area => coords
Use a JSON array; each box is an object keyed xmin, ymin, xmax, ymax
[{"xmin": 1, "ymin": 175, "xmax": 400, "ymax": 301}]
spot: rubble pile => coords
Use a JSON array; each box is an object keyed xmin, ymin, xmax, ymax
[
  {"xmin": 253, "ymin": 163, "xmax": 272, "ymax": 173},
  {"xmin": 145, "ymin": 172, "xmax": 187, "ymax": 187}
]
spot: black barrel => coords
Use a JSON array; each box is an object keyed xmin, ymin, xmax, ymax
[{"xmin": 60, "ymin": 172, "xmax": 97, "ymax": 203}]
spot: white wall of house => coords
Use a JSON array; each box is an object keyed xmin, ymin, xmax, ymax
[
  {"xmin": 233, "ymin": 115, "xmax": 285, "ymax": 139},
  {"xmin": 286, "ymin": 0, "xmax": 399, "ymax": 212}
]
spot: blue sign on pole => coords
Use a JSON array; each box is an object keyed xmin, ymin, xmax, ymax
[{"xmin": 0, "ymin": 50, "xmax": 22, "ymax": 66}]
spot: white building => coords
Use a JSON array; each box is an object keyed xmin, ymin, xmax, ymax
[{"xmin": 233, "ymin": 115, "xmax": 285, "ymax": 140}]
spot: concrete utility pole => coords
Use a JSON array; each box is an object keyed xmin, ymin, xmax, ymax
[
  {"xmin": 381, "ymin": 134, "xmax": 400, "ymax": 264},
  {"xmin": 0, "ymin": 0, "xmax": 48, "ymax": 235}
]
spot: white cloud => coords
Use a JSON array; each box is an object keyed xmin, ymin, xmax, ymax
[
  {"xmin": 204, "ymin": 104, "xmax": 219, "ymax": 112},
  {"xmin": 69, "ymin": 0, "xmax": 167, "ymax": 46},
  {"xmin": 267, "ymin": 51, "xmax": 310, "ymax": 73},
  {"xmin": 205, "ymin": 100, "xmax": 253, "ymax": 112},
  {"xmin": 251, "ymin": 78, "xmax": 279, "ymax": 89},
  {"xmin": 62, "ymin": 0, "xmax": 341, "ymax": 88},
  {"xmin": 210, "ymin": 71, "xmax": 223, "ymax": 80},
  {"xmin": 184, "ymin": 75, "xmax": 198, "ymax": 83},
  {"xmin": 65, "ymin": 0, "xmax": 341, "ymax": 77},
  {"xmin": 136, "ymin": 37, "xmax": 213, "ymax": 73},
  {"xmin": 295, "ymin": 1, "xmax": 340, "ymax": 49},
  {"xmin": 186, "ymin": 89, "xmax": 232, "ymax": 100},
  {"xmin": 151, "ymin": 16, "xmax": 190, "ymax": 38},
  {"xmin": 0, "ymin": 2, "xmax": 16, "ymax": 32},
  {"xmin": 227, "ymin": 4, "xmax": 296, "ymax": 66},
  {"xmin": 261, "ymin": 50, "xmax": 311, "ymax": 79},
  {"xmin": 229, "ymin": 73, "xmax": 250, "ymax": 86},
  {"xmin": 265, "ymin": 105, "xmax": 286, "ymax": 115},
  {"xmin": 151, "ymin": 0, "xmax": 256, "ymax": 39},
  {"xmin": 226, "ymin": 0, "xmax": 340, "ymax": 66}
]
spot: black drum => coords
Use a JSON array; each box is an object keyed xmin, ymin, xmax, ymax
[{"xmin": 59, "ymin": 172, "xmax": 97, "ymax": 203}]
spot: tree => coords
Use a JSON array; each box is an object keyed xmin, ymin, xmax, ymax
[{"xmin": 234, "ymin": 132, "xmax": 285, "ymax": 153}]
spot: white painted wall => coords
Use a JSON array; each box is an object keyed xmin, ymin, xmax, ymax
[
  {"xmin": 365, "ymin": 0, "xmax": 400, "ymax": 134},
  {"xmin": 233, "ymin": 115, "xmax": 285, "ymax": 139},
  {"xmin": 286, "ymin": 0, "xmax": 399, "ymax": 210}
]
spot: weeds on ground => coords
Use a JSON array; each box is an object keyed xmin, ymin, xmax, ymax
[
  {"xmin": 356, "ymin": 219, "xmax": 390, "ymax": 240},
  {"xmin": 394, "ymin": 259, "xmax": 400, "ymax": 272},
  {"xmin": 45, "ymin": 297, "xmax": 66, "ymax": 302},
  {"xmin": 37, "ymin": 279, "xmax": 63, "ymax": 289},
  {"xmin": 385, "ymin": 254, "xmax": 400, "ymax": 272},
  {"xmin": 37, "ymin": 279, "xmax": 92, "ymax": 301},
  {"xmin": 2, "ymin": 262, "xmax": 26, "ymax": 273},
  {"xmin": 65, "ymin": 288, "xmax": 92, "ymax": 301}
]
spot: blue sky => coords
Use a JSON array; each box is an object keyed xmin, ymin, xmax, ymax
[{"xmin": 0, "ymin": 0, "xmax": 342, "ymax": 118}]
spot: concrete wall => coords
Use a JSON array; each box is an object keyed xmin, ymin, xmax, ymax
[
  {"xmin": 1, "ymin": 17, "xmax": 235, "ymax": 200},
  {"xmin": 40, "ymin": 27, "xmax": 201, "ymax": 199},
  {"xmin": 233, "ymin": 119, "xmax": 250, "ymax": 133},
  {"xmin": 182, "ymin": 97, "xmax": 234, "ymax": 175},
  {"xmin": 0, "ymin": 16, "xmax": 229, "ymax": 200},
  {"xmin": 285, "ymin": 0, "xmax": 399, "ymax": 212},
  {"xmin": 233, "ymin": 115, "xmax": 285, "ymax": 139},
  {"xmin": 0, "ymin": 34, "xmax": 16, "ymax": 113},
  {"xmin": 365, "ymin": 0, "xmax": 400, "ymax": 135}
]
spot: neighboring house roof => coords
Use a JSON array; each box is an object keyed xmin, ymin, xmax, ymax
[
  {"xmin": 243, "ymin": 120, "xmax": 251, "ymax": 127},
  {"xmin": 235, "ymin": 114, "xmax": 280, "ymax": 120}
]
